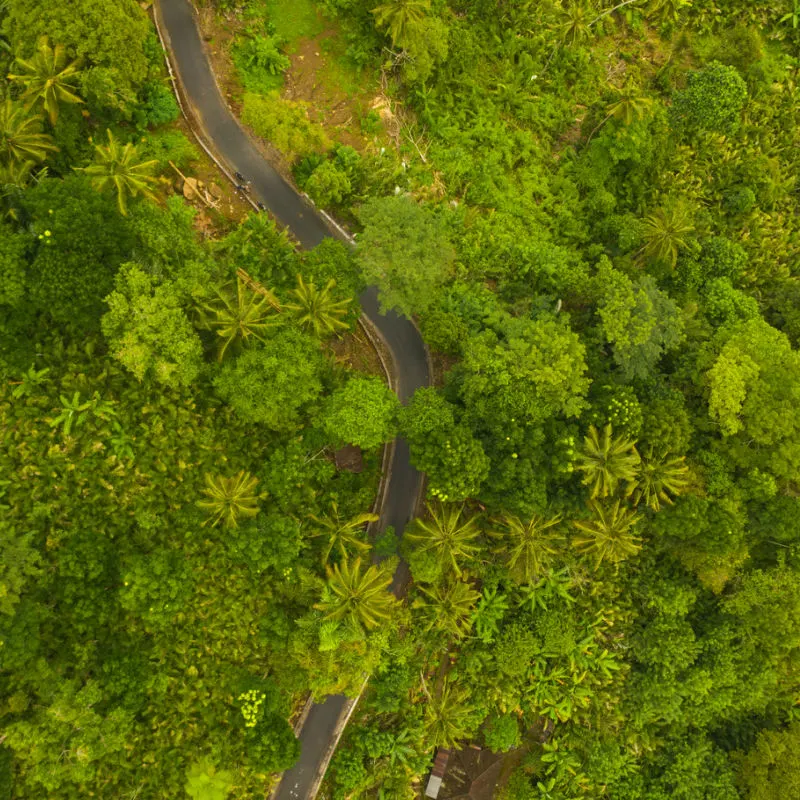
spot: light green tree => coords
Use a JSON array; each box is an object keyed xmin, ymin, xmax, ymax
[
  {"xmin": 703, "ymin": 318, "xmax": 800, "ymax": 481},
  {"xmin": 185, "ymin": 758, "xmax": 235, "ymax": 800},
  {"xmin": 0, "ymin": 100, "xmax": 57, "ymax": 166},
  {"xmin": 572, "ymin": 500, "xmax": 642, "ymax": 568},
  {"xmin": 102, "ymin": 264, "xmax": 203, "ymax": 389},
  {"xmin": 422, "ymin": 678, "xmax": 475, "ymax": 749},
  {"xmin": 492, "ymin": 513, "xmax": 565, "ymax": 584},
  {"xmin": 197, "ymin": 471, "xmax": 262, "ymax": 529},
  {"xmin": 576, "ymin": 424, "xmax": 640, "ymax": 499},
  {"xmin": 7, "ymin": 36, "xmax": 83, "ymax": 124},
  {"xmin": 371, "ymin": 0, "xmax": 431, "ymax": 49},
  {"xmin": 629, "ymin": 450, "xmax": 690, "ymax": 511},
  {"xmin": 413, "ymin": 580, "xmax": 480, "ymax": 640},
  {"xmin": 78, "ymin": 129, "xmax": 158, "ymax": 215},
  {"xmin": 308, "ymin": 502, "xmax": 379, "ymax": 565},
  {"xmin": 285, "ymin": 274, "xmax": 351, "ymax": 337},
  {"xmin": 319, "ymin": 375, "xmax": 400, "ymax": 450},
  {"xmin": 315, "ymin": 557, "xmax": 396, "ymax": 631},
  {"xmin": 196, "ymin": 271, "xmax": 281, "ymax": 362},
  {"xmin": 405, "ymin": 502, "xmax": 482, "ymax": 578},
  {"xmin": 596, "ymin": 261, "xmax": 684, "ymax": 381}
]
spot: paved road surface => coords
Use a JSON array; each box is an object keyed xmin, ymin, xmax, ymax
[{"xmin": 155, "ymin": 2, "xmax": 429, "ymax": 798}]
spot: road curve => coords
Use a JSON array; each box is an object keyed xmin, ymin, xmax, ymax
[{"xmin": 154, "ymin": 2, "xmax": 428, "ymax": 798}]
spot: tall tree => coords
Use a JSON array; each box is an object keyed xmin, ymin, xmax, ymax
[
  {"xmin": 78, "ymin": 129, "xmax": 158, "ymax": 215},
  {"xmin": 7, "ymin": 36, "xmax": 83, "ymax": 124},
  {"xmin": 356, "ymin": 195, "xmax": 454, "ymax": 318},
  {"xmin": 458, "ymin": 317, "xmax": 590, "ymax": 428},
  {"xmin": 0, "ymin": 99, "xmax": 57, "ymax": 166},
  {"xmin": 572, "ymin": 500, "xmax": 642, "ymax": 568},
  {"xmin": 308, "ymin": 502, "xmax": 378, "ymax": 565},
  {"xmin": 491, "ymin": 512, "xmax": 565, "ymax": 584},
  {"xmin": 213, "ymin": 327, "xmax": 325, "ymax": 431},
  {"xmin": 316, "ymin": 557, "xmax": 396, "ymax": 631},
  {"xmin": 405, "ymin": 502, "xmax": 482, "ymax": 578},
  {"xmin": 197, "ymin": 470, "xmax": 262, "ymax": 529},
  {"xmin": 576, "ymin": 424, "xmax": 640, "ymax": 500},
  {"xmin": 319, "ymin": 375, "xmax": 400, "ymax": 450},
  {"xmin": 285, "ymin": 274, "xmax": 351, "ymax": 337}
]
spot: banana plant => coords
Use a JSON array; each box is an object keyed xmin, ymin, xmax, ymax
[
  {"xmin": 197, "ymin": 470, "xmax": 263, "ymax": 528},
  {"xmin": 11, "ymin": 366, "xmax": 50, "ymax": 399},
  {"xmin": 48, "ymin": 391, "xmax": 91, "ymax": 436}
]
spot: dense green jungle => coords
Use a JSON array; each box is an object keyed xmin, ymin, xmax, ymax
[{"xmin": 1, "ymin": 0, "xmax": 800, "ymax": 798}]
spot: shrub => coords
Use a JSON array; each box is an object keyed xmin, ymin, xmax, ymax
[
  {"xmin": 305, "ymin": 160, "xmax": 352, "ymax": 207},
  {"xmin": 698, "ymin": 236, "xmax": 748, "ymax": 283},
  {"xmin": 723, "ymin": 186, "xmax": 756, "ymax": 215},
  {"xmin": 138, "ymin": 80, "xmax": 180, "ymax": 128},
  {"xmin": 233, "ymin": 34, "xmax": 290, "ymax": 93},
  {"xmin": 139, "ymin": 130, "xmax": 199, "ymax": 170},
  {"xmin": 241, "ymin": 92, "xmax": 330, "ymax": 162},
  {"xmin": 672, "ymin": 62, "xmax": 747, "ymax": 134},
  {"xmin": 483, "ymin": 712, "xmax": 522, "ymax": 753}
]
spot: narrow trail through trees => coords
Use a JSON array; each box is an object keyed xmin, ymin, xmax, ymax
[{"xmin": 154, "ymin": 2, "xmax": 429, "ymax": 798}]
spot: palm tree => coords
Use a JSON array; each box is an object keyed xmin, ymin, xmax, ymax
[
  {"xmin": 0, "ymin": 158, "xmax": 34, "ymax": 186},
  {"xmin": 629, "ymin": 450, "xmax": 690, "ymax": 511},
  {"xmin": 308, "ymin": 502, "xmax": 379, "ymax": 565},
  {"xmin": 647, "ymin": 0, "xmax": 692, "ymax": 26},
  {"xmin": 605, "ymin": 88, "xmax": 654, "ymax": 127},
  {"xmin": 371, "ymin": 0, "xmax": 430, "ymax": 49},
  {"xmin": 572, "ymin": 500, "xmax": 642, "ymax": 568},
  {"xmin": 637, "ymin": 201, "xmax": 695, "ymax": 268},
  {"xmin": 197, "ymin": 470, "xmax": 262, "ymax": 528},
  {"xmin": 587, "ymin": 85, "xmax": 655, "ymax": 143},
  {"xmin": 492, "ymin": 512, "xmax": 565, "ymax": 584},
  {"xmin": 7, "ymin": 36, "xmax": 83, "ymax": 125},
  {"xmin": 422, "ymin": 678, "xmax": 474, "ymax": 749},
  {"xmin": 576, "ymin": 424, "xmax": 640, "ymax": 500},
  {"xmin": 0, "ymin": 100, "xmax": 57, "ymax": 166},
  {"xmin": 195, "ymin": 272, "xmax": 281, "ymax": 361},
  {"xmin": 557, "ymin": 1, "xmax": 592, "ymax": 46},
  {"xmin": 404, "ymin": 502, "xmax": 482, "ymax": 578},
  {"xmin": 47, "ymin": 391, "xmax": 91, "ymax": 436},
  {"xmin": 285, "ymin": 275, "xmax": 351, "ymax": 337},
  {"xmin": 315, "ymin": 557, "xmax": 396, "ymax": 631},
  {"xmin": 77, "ymin": 129, "xmax": 158, "ymax": 215},
  {"xmin": 413, "ymin": 580, "xmax": 480, "ymax": 640}
]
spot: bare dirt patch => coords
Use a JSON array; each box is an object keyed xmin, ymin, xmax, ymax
[
  {"xmin": 326, "ymin": 323, "xmax": 385, "ymax": 379},
  {"xmin": 283, "ymin": 34, "xmax": 370, "ymax": 150},
  {"xmin": 163, "ymin": 116, "xmax": 253, "ymax": 237}
]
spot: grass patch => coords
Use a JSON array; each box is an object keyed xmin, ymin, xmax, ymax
[
  {"xmin": 253, "ymin": 0, "xmax": 325, "ymax": 45},
  {"xmin": 241, "ymin": 91, "xmax": 331, "ymax": 162}
]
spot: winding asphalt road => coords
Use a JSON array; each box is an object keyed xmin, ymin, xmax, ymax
[{"xmin": 154, "ymin": 2, "xmax": 428, "ymax": 798}]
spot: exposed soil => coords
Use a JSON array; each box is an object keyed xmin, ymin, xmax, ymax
[
  {"xmin": 167, "ymin": 115, "xmax": 253, "ymax": 237},
  {"xmin": 195, "ymin": 7, "xmax": 378, "ymax": 161},
  {"xmin": 283, "ymin": 34, "xmax": 369, "ymax": 150},
  {"xmin": 326, "ymin": 323, "xmax": 384, "ymax": 379}
]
